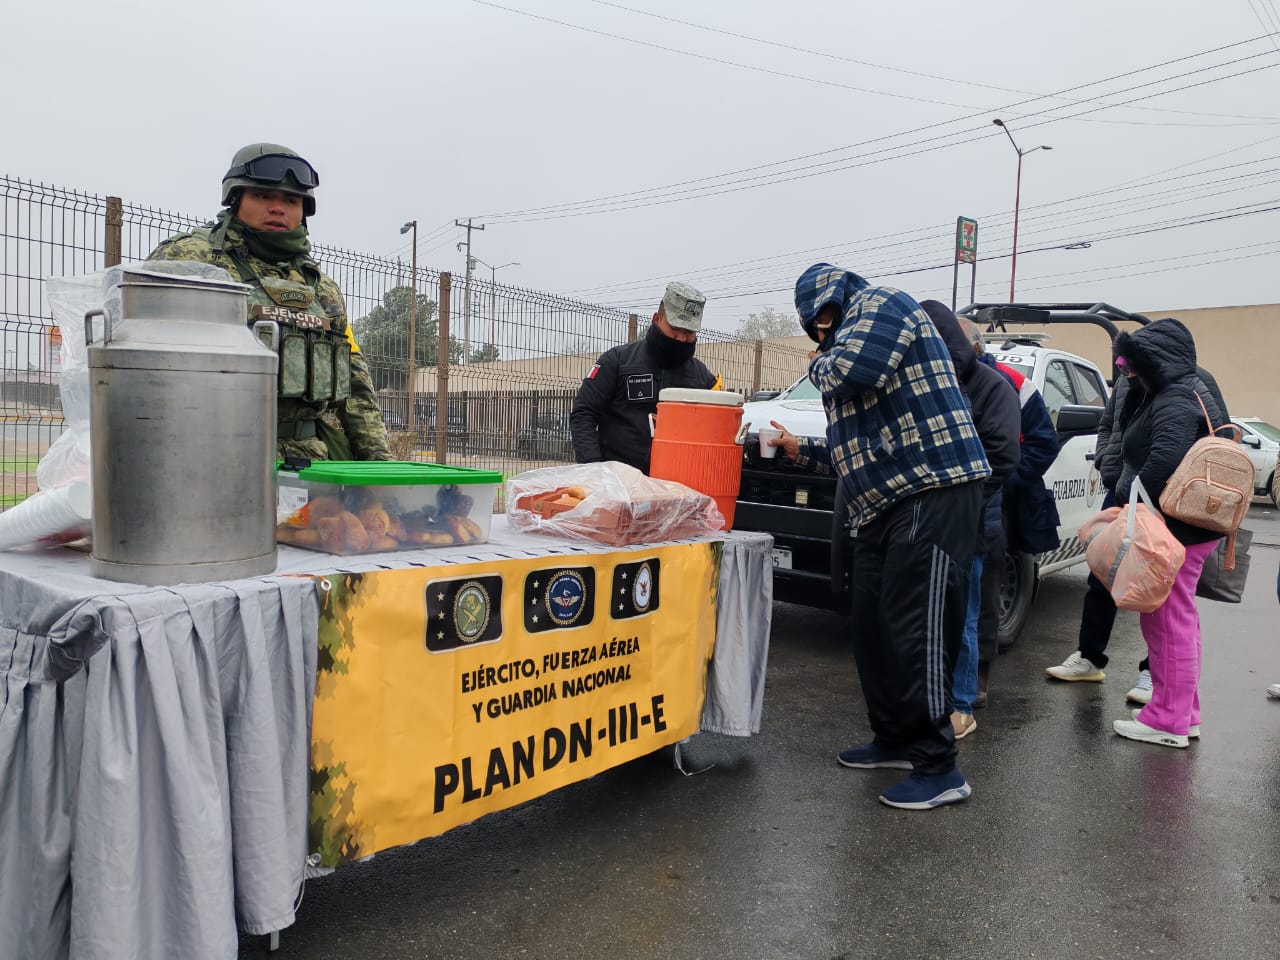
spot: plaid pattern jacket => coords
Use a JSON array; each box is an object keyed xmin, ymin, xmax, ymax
[{"xmin": 793, "ymin": 266, "xmax": 990, "ymax": 530}]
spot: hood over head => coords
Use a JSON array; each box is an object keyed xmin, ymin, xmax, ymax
[
  {"xmin": 1112, "ymin": 317, "xmax": 1197, "ymax": 390},
  {"xmin": 919, "ymin": 299, "xmax": 977, "ymax": 380},
  {"xmin": 793, "ymin": 263, "xmax": 869, "ymax": 346}
]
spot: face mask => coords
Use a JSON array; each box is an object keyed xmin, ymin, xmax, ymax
[
  {"xmin": 238, "ymin": 220, "xmax": 311, "ymax": 262},
  {"xmin": 647, "ymin": 322, "xmax": 696, "ymax": 368}
]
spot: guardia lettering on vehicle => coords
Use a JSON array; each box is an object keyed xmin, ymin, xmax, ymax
[{"xmin": 1053, "ymin": 478, "xmax": 1088, "ymax": 500}]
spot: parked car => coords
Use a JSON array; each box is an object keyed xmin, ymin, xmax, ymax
[
  {"xmin": 1230, "ymin": 417, "xmax": 1280, "ymax": 506},
  {"xmin": 516, "ymin": 413, "xmax": 573, "ymax": 461},
  {"xmin": 735, "ymin": 303, "xmax": 1137, "ymax": 647}
]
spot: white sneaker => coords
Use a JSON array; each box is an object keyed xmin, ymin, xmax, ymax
[
  {"xmin": 1046, "ymin": 652, "xmax": 1105, "ymax": 682},
  {"xmin": 1131, "ymin": 707, "xmax": 1199, "ymax": 739},
  {"xmin": 1125, "ymin": 670, "xmax": 1153, "ymax": 704},
  {"xmin": 1113, "ymin": 718, "xmax": 1188, "ymax": 748},
  {"xmin": 1268, "ymin": 683, "xmax": 1280, "ymax": 700}
]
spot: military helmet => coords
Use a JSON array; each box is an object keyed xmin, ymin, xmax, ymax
[{"xmin": 221, "ymin": 143, "xmax": 319, "ymax": 216}]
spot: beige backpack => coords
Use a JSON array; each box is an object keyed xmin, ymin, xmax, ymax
[{"xmin": 1158, "ymin": 390, "xmax": 1254, "ymax": 570}]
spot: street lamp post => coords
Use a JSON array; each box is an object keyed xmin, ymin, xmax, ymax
[
  {"xmin": 992, "ymin": 119, "xmax": 1051, "ymax": 302},
  {"xmin": 472, "ymin": 257, "xmax": 520, "ymax": 358},
  {"xmin": 400, "ymin": 220, "xmax": 417, "ymax": 441}
]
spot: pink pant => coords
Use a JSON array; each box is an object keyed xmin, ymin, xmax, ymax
[{"xmin": 1136, "ymin": 538, "xmax": 1218, "ymax": 736}]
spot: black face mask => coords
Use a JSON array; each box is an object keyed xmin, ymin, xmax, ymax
[{"xmin": 647, "ymin": 322, "xmax": 696, "ymax": 368}]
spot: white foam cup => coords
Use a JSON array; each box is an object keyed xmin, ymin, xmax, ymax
[
  {"xmin": 0, "ymin": 481, "xmax": 92, "ymax": 551},
  {"xmin": 757, "ymin": 427, "xmax": 783, "ymax": 459}
]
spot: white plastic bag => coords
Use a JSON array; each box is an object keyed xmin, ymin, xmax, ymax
[
  {"xmin": 507, "ymin": 461, "xmax": 724, "ymax": 545},
  {"xmin": 0, "ymin": 262, "xmax": 236, "ymax": 550}
]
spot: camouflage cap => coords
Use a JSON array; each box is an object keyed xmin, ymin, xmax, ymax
[{"xmin": 661, "ymin": 281, "xmax": 706, "ymax": 332}]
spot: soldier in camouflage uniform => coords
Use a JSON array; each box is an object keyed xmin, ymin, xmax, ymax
[{"xmin": 148, "ymin": 143, "xmax": 392, "ymax": 462}]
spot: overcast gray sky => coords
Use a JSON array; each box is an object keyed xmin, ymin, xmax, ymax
[{"xmin": 6, "ymin": 0, "xmax": 1279, "ymax": 332}]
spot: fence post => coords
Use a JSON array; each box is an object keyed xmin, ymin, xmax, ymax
[
  {"xmin": 436, "ymin": 273, "xmax": 451, "ymax": 464},
  {"xmin": 751, "ymin": 339, "xmax": 763, "ymax": 394},
  {"xmin": 627, "ymin": 313, "xmax": 638, "ymax": 343},
  {"xmin": 105, "ymin": 197, "xmax": 123, "ymax": 267}
]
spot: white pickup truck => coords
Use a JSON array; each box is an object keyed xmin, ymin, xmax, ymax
[{"xmin": 734, "ymin": 303, "xmax": 1139, "ymax": 646}]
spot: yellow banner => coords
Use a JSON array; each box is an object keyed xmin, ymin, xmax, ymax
[{"xmin": 309, "ymin": 541, "xmax": 722, "ymax": 866}]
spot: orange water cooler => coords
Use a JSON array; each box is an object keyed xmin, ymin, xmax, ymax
[{"xmin": 648, "ymin": 388, "xmax": 748, "ymax": 530}]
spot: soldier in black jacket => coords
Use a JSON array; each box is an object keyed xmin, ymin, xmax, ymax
[{"xmin": 570, "ymin": 282, "xmax": 717, "ymax": 474}]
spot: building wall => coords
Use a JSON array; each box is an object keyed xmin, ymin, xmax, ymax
[
  {"xmin": 1006, "ymin": 303, "xmax": 1278, "ymax": 424},
  {"xmin": 402, "ymin": 303, "xmax": 1279, "ymax": 427}
]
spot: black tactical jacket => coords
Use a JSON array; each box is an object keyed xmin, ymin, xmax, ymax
[{"xmin": 569, "ymin": 324, "xmax": 716, "ymax": 474}]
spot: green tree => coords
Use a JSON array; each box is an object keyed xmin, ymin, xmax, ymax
[
  {"xmin": 736, "ymin": 306, "xmax": 801, "ymax": 339},
  {"xmin": 469, "ymin": 342, "xmax": 500, "ymax": 364},
  {"xmin": 351, "ymin": 286, "xmax": 467, "ymax": 390}
]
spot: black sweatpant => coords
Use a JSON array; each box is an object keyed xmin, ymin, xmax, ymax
[
  {"xmin": 1077, "ymin": 570, "xmax": 1119, "ymax": 669},
  {"xmin": 1076, "ymin": 489, "xmax": 1124, "ymax": 670},
  {"xmin": 849, "ymin": 481, "xmax": 982, "ymax": 776}
]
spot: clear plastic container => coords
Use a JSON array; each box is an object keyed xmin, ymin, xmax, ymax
[{"xmin": 276, "ymin": 461, "xmax": 502, "ymax": 554}]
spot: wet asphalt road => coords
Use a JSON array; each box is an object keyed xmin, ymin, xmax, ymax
[{"xmin": 243, "ymin": 505, "xmax": 1280, "ymax": 960}]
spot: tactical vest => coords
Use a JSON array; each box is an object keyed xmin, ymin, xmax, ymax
[
  {"xmin": 179, "ymin": 221, "xmax": 355, "ymax": 442},
  {"xmin": 247, "ymin": 276, "xmax": 352, "ymax": 406}
]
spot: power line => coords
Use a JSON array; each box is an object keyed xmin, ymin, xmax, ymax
[
  {"xmin": 573, "ymin": 156, "xmax": 1280, "ymax": 299},
  {"xmin": 686, "ymin": 233, "xmax": 1280, "ymax": 329},
  {"xmin": 1247, "ymin": 0, "xmax": 1280, "ymax": 50},
  {"xmin": 569, "ymin": 131, "xmax": 1280, "ymax": 297},
  {"xmin": 584, "ymin": 0, "xmax": 1280, "ymax": 123},
  {"xmin": 381, "ymin": 217, "xmax": 457, "ymax": 260},
  {"xmin": 953, "ymin": 245, "xmax": 1280, "ymax": 302},
  {"xmin": 713, "ymin": 238, "xmax": 1280, "ymax": 323},
  {"xmin": 583, "ymin": 169, "xmax": 1280, "ymax": 306},
  {"xmin": 478, "ymin": 51, "xmax": 1280, "ymax": 223},
  {"xmin": 469, "ymin": 31, "xmax": 1278, "ymax": 219},
  {"xmin": 608, "ymin": 202, "xmax": 1280, "ymax": 304}
]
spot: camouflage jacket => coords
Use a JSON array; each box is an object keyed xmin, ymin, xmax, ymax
[{"xmin": 148, "ymin": 218, "xmax": 392, "ymax": 462}]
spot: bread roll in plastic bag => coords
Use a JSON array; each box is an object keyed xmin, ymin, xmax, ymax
[{"xmin": 508, "ymin": 461, "xmax": 724, "ymax": 545}]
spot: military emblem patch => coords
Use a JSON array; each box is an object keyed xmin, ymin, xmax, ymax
[
  {"xmin": 425, "ymin": 575, "xmax": 504, "ymax": 651},
  {"xmin": 611, "ymin": 558, "xmax": 660, "ymax": 619},
  {"xmin": 524, "ymin": 567, "xmax": 595, "ymax": 632}
]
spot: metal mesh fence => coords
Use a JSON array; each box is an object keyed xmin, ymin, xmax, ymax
[{"xmin": 0, "ymin": 175, "xmax": 812, "ymax": 508}]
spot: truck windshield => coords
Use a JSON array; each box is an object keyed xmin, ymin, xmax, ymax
[
  {"xmin": 1244, "ymin": 419, "xmax": 1280, "ymax": 442},
  {"xmin": 780, "ymin": 378, "xmax": 821, "ymax": 400}
]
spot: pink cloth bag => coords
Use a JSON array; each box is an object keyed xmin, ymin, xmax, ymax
[{"xmin": 1078, "ymin": 478, "xmax": 1186, "ymax": 613}]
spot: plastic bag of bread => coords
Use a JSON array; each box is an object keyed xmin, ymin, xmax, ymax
[{"xmin": 507, "ymin": 461, "xmax": 724, "ymax": 545}]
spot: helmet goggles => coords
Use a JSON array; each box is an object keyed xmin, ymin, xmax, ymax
[{"xmin": 225, "ymin": 154, "xmax": 320, "ymax": 190}]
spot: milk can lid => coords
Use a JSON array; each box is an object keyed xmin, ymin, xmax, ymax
[
  {"xmin": 657, "ymin": 388, "xmax": 743, "ymax": 406},
  {"xmin": 118, "ymin": 266, "xmax": 252, "ymax": 295}
]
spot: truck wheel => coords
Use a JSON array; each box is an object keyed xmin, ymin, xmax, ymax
[{"xmin": 997, "ymin": 550, "xmax": 1036, "ymax": 651}]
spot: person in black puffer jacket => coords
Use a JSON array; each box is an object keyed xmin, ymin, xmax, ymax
[
  {"xmin": 921, "ymin": 302, "xmax": 1020, "ymax": 740},
  {"xmin": 1048, "ymin": 335, "xmax": 1229, "ymax": 702},
  {"xmin": 1109, "ymin": 317, "xmax": 1225, "ymax": 748}
]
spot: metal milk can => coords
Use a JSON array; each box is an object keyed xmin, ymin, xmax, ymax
[{"xmin": 87, "ymin": 268, "xmax": 279, "ymax": 585}]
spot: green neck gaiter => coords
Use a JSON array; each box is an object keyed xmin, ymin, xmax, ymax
[{"xmin": 236, "ymin": 218, "xmax": 312, "ymax": 262}]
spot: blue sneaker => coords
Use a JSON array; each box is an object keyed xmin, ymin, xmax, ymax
[
  {"xmin": 836, "ymin": 742, "xmax": 912, "ymax": 770},
  {"xmin": 878, "ymin": 769, "xmax": 971, "ymax": 810}
]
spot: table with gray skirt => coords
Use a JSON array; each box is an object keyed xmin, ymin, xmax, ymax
[{"xmin": 0, "ymin": 518, "xmax": 773, "ymax": 960}]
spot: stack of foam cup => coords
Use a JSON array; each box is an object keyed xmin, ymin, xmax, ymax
[{"xmin": 0, "ymin": 481, "xmax": 92, "ymax": 551}]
